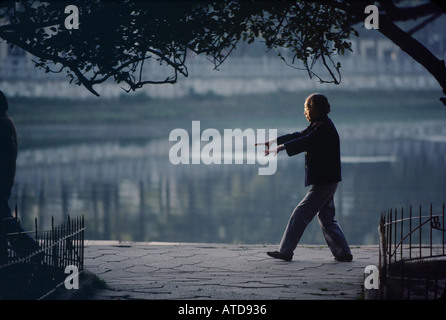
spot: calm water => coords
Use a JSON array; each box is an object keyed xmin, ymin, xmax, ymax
[{"xmin": 10, "ymin": 120, "xmax": 446, "ymax": 246}]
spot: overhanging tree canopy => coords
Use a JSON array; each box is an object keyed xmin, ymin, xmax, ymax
[{"xmin": 0, "ymin": 0, "xmax": 445, "ymax": 105}]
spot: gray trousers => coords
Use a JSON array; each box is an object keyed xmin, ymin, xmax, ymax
[{"xmin": 279, "ymin": 183, "xmax": 351, "ymax": 259}]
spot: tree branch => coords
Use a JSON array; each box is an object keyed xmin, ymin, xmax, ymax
[
  {"xmin": 0, "ymin": 32, "xmax": 101, "ymax": 96},
  {"xmin": 407, "ymin": 12, "xmax": 442, "ymax": 35},
  {"xmin": 378, "ymin": 15, "xmax": 446, "ymax": 105},
  {"xmin": 377, "ymin": 1, "xmax": 441, "ymax": 22}
]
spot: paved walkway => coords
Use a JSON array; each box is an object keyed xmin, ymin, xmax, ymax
[{"xmin": 82, "ymin": 241, "xmax": 380, "ymax": 300}]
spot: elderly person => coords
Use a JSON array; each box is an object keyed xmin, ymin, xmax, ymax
[{"xmin": 256, "ymin": 93, "xmax": 352, "ymax": 262}]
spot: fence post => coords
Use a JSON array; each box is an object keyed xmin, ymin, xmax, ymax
[
  {"xmin": 378, "ymin": 213, "xmax": 387, "ymax": 298},
  {"xmin": 409, "ymin": 205, "xmax": 412, "ymax": 260},
  {"xmin": 429, "ymin": 203, "xmax": 433, "ymax": 258},
  {"xmin": 443, "ymin": 203, "xmax": 445, "ymax": 256},
  {"xmin": 394, "ymin": 208, "xmax": 397, "ymax": 263},
  {"xmin": 419, "ymin": 205, "xmax": 422, "ymax": 258},
  {"xmin": 388, "ymin": 209, "xmax": 392, "ymax": 267},
  {"xmin": 81, "ymin": 215, "xmax": 84, "ymax": 271},
  {"xmin": 400, "ymin": 206, "xmax": 404, "ymax": 260}
]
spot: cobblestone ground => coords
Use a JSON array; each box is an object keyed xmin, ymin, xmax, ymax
[{"xmin": 83, "ymin": 241, "xmax": 379, "ymax": 300}]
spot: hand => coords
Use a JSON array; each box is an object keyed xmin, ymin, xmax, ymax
[
  {"xmin": 255, "ymin": 140, "xmax": 284, "ymax": 156},
  {"xmin": 255, "ymin": 140, "xmax": 271, "ymax": 156},
  {"xmin": 254, "ymin": 140, "xmax": 270, "ymax": 149},
  {"xmin": 265, "ymin": 145, "xmax": 284, "ymax": 156}
]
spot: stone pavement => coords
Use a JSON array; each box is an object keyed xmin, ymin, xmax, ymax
[{"xmin": 82, "ymin": 241, "xmax": 380, "ymax": 300}]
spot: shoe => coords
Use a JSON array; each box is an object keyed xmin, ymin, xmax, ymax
[
  {"xmin": 334, "ymin": 253, "xmax": 353, "ymax": 262},
  {"xmin": 267, "ymin": 251, "xmax": 292, "ymax": 262}
]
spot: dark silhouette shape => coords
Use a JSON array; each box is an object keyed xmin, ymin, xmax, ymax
[
  {"xmin": 0, "ymin": 90, "xmax": 38, "ymax": 264},
  {"xmin": 0, "ymin": 1, "xmax": 444, "ymax": 104},
  {"xmin": 257, "ymin": 93, "xmax": 352, "ymax": 262}
]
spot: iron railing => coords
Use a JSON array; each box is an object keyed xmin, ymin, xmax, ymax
[
  {"xmin": 0, "ymin": 206, "xmax": 84, "ymax": 300},
  {"xmin": 378, "ymin": 203, "xmax": 446, "ymax": 299}
]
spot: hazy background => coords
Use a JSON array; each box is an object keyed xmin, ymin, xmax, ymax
[{"xmin": 2, "ymin": 20, "xmax": 446, "ymax": 246}]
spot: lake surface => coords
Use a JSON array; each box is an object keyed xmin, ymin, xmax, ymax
[{"xmin": 10, "ymin": 119, "xmax": 446, "ymax": 246}]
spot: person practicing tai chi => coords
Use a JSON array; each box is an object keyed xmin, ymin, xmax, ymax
[{"xmin": 256, "ymin": 93, "xmax": 352, "ymax": 262}]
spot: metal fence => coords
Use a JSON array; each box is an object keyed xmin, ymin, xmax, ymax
[
  {"xmin": 0, "ymin": 206, "xmax": 84, "ymax": 300},
  {"xmin": 378, "ymin": 203, "xmax": 446, "ymax": 299}
]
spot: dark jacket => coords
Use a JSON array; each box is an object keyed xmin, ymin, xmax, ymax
[
  {"xmin": 0, "ymin": 114, "xmax": 18, "ymax": 189},
  {"xmin": 277, "ymin": 115, "xmax": 341, "ymax": 187}
]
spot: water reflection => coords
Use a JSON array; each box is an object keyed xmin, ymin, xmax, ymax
[{"xmin": 11, "ymin": 125, "xmax": 446, "ymax": 245}]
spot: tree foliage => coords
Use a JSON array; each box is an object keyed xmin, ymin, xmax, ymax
[{"xmin": 0, "ymin": 0, "xmax": 445, "ymax": 104}]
